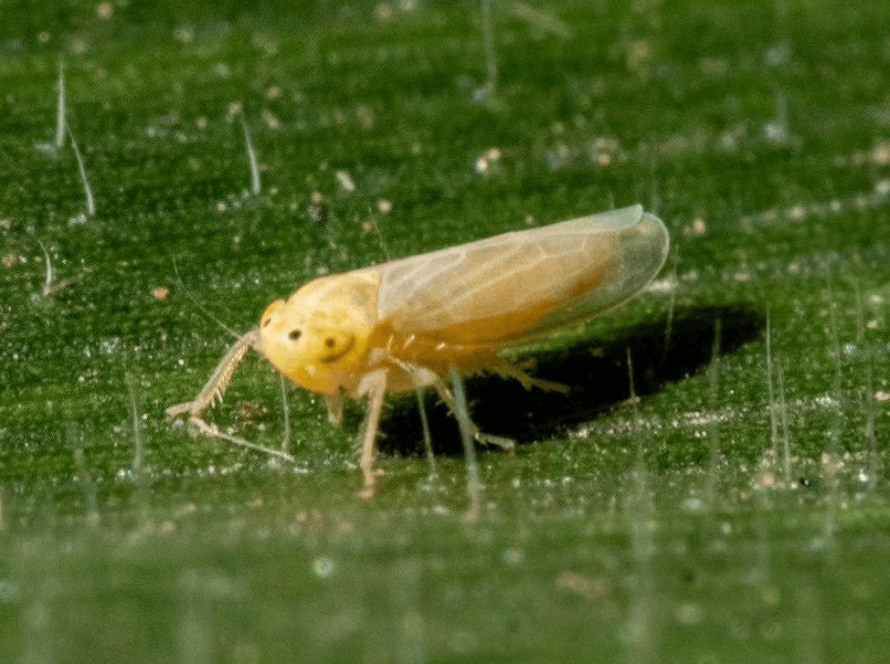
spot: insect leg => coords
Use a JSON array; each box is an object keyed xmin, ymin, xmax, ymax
[
  {"xmin": 387, "ymin": 357, "xmax": 515, "ymax": 451},
  {"xmin": 449, "ymin": 368, "xmax": 481, "ymax": 522},
  {"xmin": 428, "ymin": 372, "xmax": 515, "ymax": 452},
  {"xmin": 166, "ymin": 328, "xmax": 302, "ymax": 465},
  {"xmin": 414, "ymin": 389, "xmax": 437, "ymax": 476},
  {"xmin": 166, "ymin": 327, "xmax": 260, "ymax": 422},
  {"xmin": 492, "ymin": 357, "xmax": 569, "ymax": 393},
  {"xmin": 354, "ymin": 369, "xmax": 389, "ymax": 499},
  {"xmin": 324, "ymin": 392, "xmax": 344, "ymax": 426},
  {"xmin": 185, "ymin": 417, "xmax": 297, "ymax": 464}
]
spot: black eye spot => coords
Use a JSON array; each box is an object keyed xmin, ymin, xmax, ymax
[
  {"xmin": 325, "ymin": 337, "xmax": 335, "ymax": 348},
  {"xmin": 289, "ymin": 329, "xmax": 302, "ymax": 341}
]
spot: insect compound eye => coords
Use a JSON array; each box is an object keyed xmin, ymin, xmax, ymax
[{"xmin": 289, "ymin": 329, "xmax": 302, "ymax": 341}]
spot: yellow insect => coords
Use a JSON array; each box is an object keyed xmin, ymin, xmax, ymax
[{"xmin": 167, "ymin": 204, "xmax": 669, "ymax": 497}]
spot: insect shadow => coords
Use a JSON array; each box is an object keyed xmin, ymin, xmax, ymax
[{"xmin": 378, "ymin": 304, "xmax": 764, "ymax": 456}]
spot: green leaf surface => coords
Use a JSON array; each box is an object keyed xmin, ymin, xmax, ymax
[{"xmin": 2, "ymin": 1, "xmax": 889, "ymax": 661}]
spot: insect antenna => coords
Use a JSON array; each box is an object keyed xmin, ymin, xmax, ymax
[{"xmin": 172, "ymin": 256, "xmax": 246, "ymax": 342}]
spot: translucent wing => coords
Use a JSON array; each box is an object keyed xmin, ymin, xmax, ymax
[{"xmin": 369, "ymin": 205, "xmax": 669, "ymax": 347}]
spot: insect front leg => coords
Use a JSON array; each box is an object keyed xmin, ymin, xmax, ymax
[
  {"xmin": 166, "ymin": 327, "xmax": 298, "ymax": 464},
  {"xmin": 353, "ymin": 368, "xmax": 389, "ymax": 499},
  {"xmin": 166, "ymin": 328, "xmax": 260, "ymax": 423},
  {"xmin": 324, "ymin": 392, "xmax": 344, "ymax": 426}
]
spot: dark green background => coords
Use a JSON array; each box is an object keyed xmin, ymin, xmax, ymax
[{"xmin": 1, "ymin": 1, "xmax": 889, "ymax": 662}]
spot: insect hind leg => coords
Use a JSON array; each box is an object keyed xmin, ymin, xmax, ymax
[
  {"xmin": 428, "ymin": 372, "xmax": 515, "ymax": 452},
  {"xmin": 391, "ymin": 358, "xmax": 515, "ymax": 452},
  {"xmin": 492, "ymin": 357, "xmax": 569, "ymax": 394}
]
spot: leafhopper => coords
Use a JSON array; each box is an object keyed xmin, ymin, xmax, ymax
[{"xmin": 168, "ymin": 205, "xmax": 669, "ymax": 496}]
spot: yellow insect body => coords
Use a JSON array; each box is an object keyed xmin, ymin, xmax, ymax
[{"xmin": 167, "ymin": 204, "xmax": 669, "ymax": 497}]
